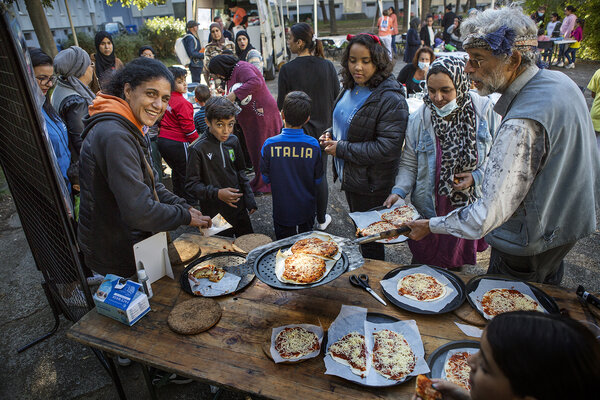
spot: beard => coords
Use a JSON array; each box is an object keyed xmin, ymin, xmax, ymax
[{"xmin": 471, "ymin": 67, "xmax": 509, "ymax": 96}]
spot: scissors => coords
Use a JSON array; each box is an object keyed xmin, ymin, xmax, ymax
[{"xmin": 349, "ymin": 274, "xmax": 387, "ymax": 306}]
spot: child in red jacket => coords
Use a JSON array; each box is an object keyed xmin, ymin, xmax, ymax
[{"xmin": 158, "ymin": 66, "xmax": 198, "ymax": 203}]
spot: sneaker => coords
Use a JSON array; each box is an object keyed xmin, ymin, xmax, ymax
[
  {"xmin": 551, "ymin": 60, "xmax": 559, "ymax": 66},
  {"xmin": 152, "ymin": 372, "xmax": 193, "ymax": 385},
  {"xmin": 87, "ymin": 273, "xmax": 104, "ymax": 286},
  {"xmin": 314, "ymin": 214, "xmax": 332, "ymax": 230},
  {"xmin": 566, "ymin": 63, "xmax": 575, "ymax": 69},
  {"xmin": 556, "ymin": 61, "xmax": 564, "ymax": 67},
  {"xmin": 117, "ymin": 356, "xmax": 131, "ymax": 367}
]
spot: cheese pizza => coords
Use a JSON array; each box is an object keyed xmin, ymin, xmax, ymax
[
  {"xmin": 282, "ymin": 253, "xmax": 327, "ymax": 284},
  {"xmin": 188, "ymin": 264, "xmax": 226, "ymax": 283},
  {"xmin": 274, "ymin": 327, "xmax": 320, "ymax": 360},
  {"xmin": 328, "ymin": 332, "xmax": 368, "ymax": 378},
  {"xmin": 415, "ymin": 374, "xmax": 442, "ymax": 400},
  {"xmin": 371, "ymin": 329, "xmax": 416, "ymax": 381},
  {"xmin": 381, "ymin": 205, "xmax": 416, "ymax": 226},
  {"xmin": 444, "ymin": 351, "xmax": 472, "ymax": 390},
  {"xmin": 356, "ymin": 221, "xmax": 398, "ymax": 238},
  {"xmin": 397, "ymin": 273, "xmax": 447, "ymax": 302},
  {"xmin": 481, "ymin": 288, "xmax": 543, "ymax": 317},
  {"xmin": 290, "ymin": 237, "xmax": 339, "ymax": 259}
]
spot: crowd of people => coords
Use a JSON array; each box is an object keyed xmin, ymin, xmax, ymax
[{"xmin": 27, "ymin": 4, "xmax": 600, "ymax": 394}]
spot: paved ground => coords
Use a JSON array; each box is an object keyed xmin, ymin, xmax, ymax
[{"xmin": 1, "ymin": 57, "xmax": 599, "ymax": 400}]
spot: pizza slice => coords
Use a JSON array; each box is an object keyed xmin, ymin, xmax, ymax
[
  {"xmin": 381, "ymin": 205, "xmax": 416, "ymax": 226},
  {"xmin": 274, "ymin": 327, "xmax": 320, "ymax": 360},
  {"xmin": 372, "ymin": 329, "xmax": 416, "ymax": 381},
  {"xmin": 290, "ymin": 237, "xmax": 339, "ymax": 259},
  {"xmin": 356, "ymin": 221, "xmax": 399, "ymax": 238},
  {"xmin": 189, "ymin": 264, "xmax": 226, "ymax": 283},
  {"xmin": 415, "ymin": 374, "xmax": 442, "ymax": 400},
  {"xmin": 444, "ymin": 351, "xmax": 472, "ymax": 390},
  {"xmin": 481, "ymin": 288, "xmax": 543, "ymax": 317},
  {"xmin": 397, "ymin": 273, "xmax": 447, "ymax": 302},
  {"xmin": 328, "ymin": 332, "xmax": 367, "ymax": 377}
]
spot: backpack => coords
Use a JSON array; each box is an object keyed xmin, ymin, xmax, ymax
[{"xmin": 175, "ymin": 33, "xmax": 195, "ymax": 66}]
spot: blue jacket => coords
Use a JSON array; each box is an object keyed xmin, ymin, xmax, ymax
[
  {"xmin": 183, "ymin": 32, "xmax": 204, "ymax": 68},
  {"xmin": 42, "ymin": 108, "xmax": 71, "ymax": 192},
  {"xmin": 260, "ymin": 128, "xmax": 323, "ymax": 226},
  {"xmin": 391, "ymin": 91, "xmax": 501, "ymax": 218}
]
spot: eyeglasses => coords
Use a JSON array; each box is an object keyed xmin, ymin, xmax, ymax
[
  {"xmin": 466, "ymin": 57, "xmax": 486, "ymax": 69},
  {"xmin": 35, "ymin": 75, "xmax": 57, "ymax": 86}
]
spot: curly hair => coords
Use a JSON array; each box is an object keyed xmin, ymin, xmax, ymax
[
  {"xmin": 340, "ymin": 34, "xmax": 393, "ymax": 90},
  {"xmin": 103, "ymin": 58, "xmax": 174, "ymax": 99}
]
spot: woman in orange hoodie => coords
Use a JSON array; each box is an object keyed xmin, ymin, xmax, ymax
[{"xmin": 78, "ymin": 58, "xmax": 211, "ymax": 278}]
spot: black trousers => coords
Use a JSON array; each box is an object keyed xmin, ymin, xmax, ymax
[
  {"xmin": 219, "ymin": 210, "xmax": 254, "ymax": 238},
  {"xmin": 345, "ymin": 191, "xmax": 388, "ymax": 261},
  {"xmin": 274, "ymin": 220, "xmax": 313, "ymax": 240},
  {"xmin": 316, "ymin": 152, "xmax": 329, "ymax": 224},
  {"xmin": 157, "ymin": 137, "xmax": 193, "ymax": 203},
  {"xmin": 487, "ymin": 241, "xmax": 576, "ymax": 285}
]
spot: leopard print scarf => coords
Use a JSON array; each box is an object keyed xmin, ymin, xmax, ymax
[{"xmin": 423, "ymin": 57, "xmax": 478, "ymax": 207}]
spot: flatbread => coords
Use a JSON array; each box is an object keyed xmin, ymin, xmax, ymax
[
  {"xmin": 282, "ymin": 253, "xmax": 327, "ymax": 284},
  {"xmin": 290, "ymin": 237, "xmax": 339, "ymax": 259},
  {"xmin": 328, "ymin": 332, "xmax": 367, "ymax": 378},
  {"xmin": 188, "ymin": 264, "xmax": 226, "ymax": 283},
  {"xmin": 371, "ymin": 329, "xmax": 416, "ymax": 381},
  {"xmin": 381, "ymin": 205, "xmax": 417, "ymax": 226},
  {"xmin": 444, "ymin": 351, "xmax": 472, "ymax": 390},
  {"xmin": 415, "ymin": 374, "xmax": 442, "ymax": 400},
  {"xmin": 397, "ymin": 273, "xmax": 447, "ymax": 302},
  {"xmin": 356, "ymin": 221, "xmax": 398, "ymax": 238},
  {"xmin": 274, "ymin": 327, "xmax": 320, "ymax": 360},
  {"xmin": 167, "ymin": 298, "xmax": 221, "ymax": 335},
  {"xmin": 481, "ymin": 288, "xmax": 543, "ymax": 317}
]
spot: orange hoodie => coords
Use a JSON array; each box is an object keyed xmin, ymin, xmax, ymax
[{"xmin": 88, "ymin": 93, "xmax": 145, "ymax": 135}]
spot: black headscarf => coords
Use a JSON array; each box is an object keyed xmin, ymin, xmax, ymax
[
  {"xmin": 208, "ymin": 55, "xmax": 238, "ymax": 81},
  {"xmin": 138, "ymin": 45, "xmax": 155, "ymax": 57},
  {"xmin": 235, "ymin": 31, "xmax": 255, "ymax": 61},
  {"xmin": 94, "ymin": 31, "xmax": 116, "ymax": 80}
]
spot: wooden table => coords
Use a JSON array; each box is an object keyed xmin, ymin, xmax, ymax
[{"xmin": 67, "ymin": 255, "xmax": 595, "ymax": 400}]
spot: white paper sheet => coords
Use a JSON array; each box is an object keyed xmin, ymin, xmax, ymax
[
  {"xmin": 454, "ymin": 322, "xmax": 483, "ymax": 338},
  {"xmin": 468, "ymin": 279, "xmax": 547, "ymax": 320},
  {"xmin": 269, "ymin": 324, "xmax": 324, "ymax": 363},
  {"xmin": 440, "ymin": 348, "xmax": 478, "ymax": 381},
  {"xmin": 349, "ymin": 199, "xmax": 419, "ymax": 244},
  {"xmin": 380, "ymin": 265, "xmax": 457, "ymax": 312},
  {"xmin": 199, "ymin": 213, "xmax": 233, "ymax": 237},
  {"xmin": 187, "ymin": 270, "xmax": 241, "ymax": 297}
]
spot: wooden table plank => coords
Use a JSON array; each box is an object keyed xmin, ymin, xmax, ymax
[{"xmin": 68, "ymin": 258, "xmax": 590, "ymax": 400}]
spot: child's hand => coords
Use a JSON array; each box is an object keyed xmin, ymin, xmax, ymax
[
  {"xmin": 218, "ymin": 188, "xmax": 243, "ymax": 208},
  {"xmin": 248, "ymin": 208, "xmax": 257, "ymax": 215}
]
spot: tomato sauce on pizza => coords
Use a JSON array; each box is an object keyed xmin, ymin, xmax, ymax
[
  {"xmin": 444, "ymin": 351, "xmax": 472, "ymax": 390},
  {"xmin": 481, "ymin": 288, "xmax": 542, "ymax": 317},
  {"xmin": 397, "ymin": 273, "xmax": 446, "ymax": 302},
  {"xmin": 274, "ymin": 327, "xmax": 319, "ymax": 359},
  {"xmin": 372, "ymin": 329, "xmax": 416, "ymax": 381},
  {"xmin": 328, "ymin": 332, "xmax": 367, "ymax": 377}
]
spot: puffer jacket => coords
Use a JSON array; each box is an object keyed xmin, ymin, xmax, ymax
[
  {"xmin": 78, "ymin": 94, "xmax": 191, "ymax": 277},
  {"xmin": 332, "ymin": 76, "xmax": 409, "ymax": 194}
]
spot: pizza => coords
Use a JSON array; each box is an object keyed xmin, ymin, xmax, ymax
[
  {"xmin": 328, "ymin": 332, "xmax": 368, "ymax": 377},
  {"xmin": 397, "ymin": 273, "xmax": 447, "ymax": 302},
  {"xmin": 356, "ymin": 221, "xmax": 398, "ymax": 238},
  {"xmin": 282, "ymin": 253, "xmax": 327, "ymax": 284},
  {"xmin": 444, "ymin": 351, "xmax": 472, "ymax": 390},
  {"xmin": 381, "ymin": 205, "xmax": 416, "ymax": 226},
  {"xmin": 372, "ymin": 329, "xmax": 416, "ymax": 381},
  {"xmin": 481, "ymin": 288, "xmax": 543, "ymax": 317},
  {"xmin": 290, "ymin": 237, "xmax": 339, "ymax": 259},
  {"xmin": 415, "ymin": 374, "xmax": 442, "ymax": 400},
  {"xmin": 274, "ymin": 327, "xmax": 320, "ymax": 360},
  {"xmin": 189, "ymin": 264, "xmax": 226, "ymax": 283}
]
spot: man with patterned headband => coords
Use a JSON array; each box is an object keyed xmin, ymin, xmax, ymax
[{"xmin": 406, "ymin": 7, "xmax": 600, "ymax": 285}]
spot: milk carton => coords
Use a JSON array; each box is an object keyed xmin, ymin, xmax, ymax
[{"xmin": 93, "ymin": 274, "xmax": 150, "ymax": 326}]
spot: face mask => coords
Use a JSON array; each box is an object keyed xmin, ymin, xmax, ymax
[
  {"xmin": 418, "ymin": 62, "xmax": 430, "ymax": 70},
  {"xmin": 538, "ymin": 12, "xmax": 544, "ymax": 16},
  {"xmin": 433, "ymin": 99, "xmax": 458, "ymax": 117}
]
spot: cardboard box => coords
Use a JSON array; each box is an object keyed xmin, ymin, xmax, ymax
[{"xmin": 93, "ymin": 274, "xmax": 150, "ymax": 326}]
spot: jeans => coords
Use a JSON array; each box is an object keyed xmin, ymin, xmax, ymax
[
  {"xmin": 558, "ymin": 43, "xmax": 567, "ymax": 63},
  {"xmin": 565, "ymin": 47, "xmax": 578, "ymax": 64},
  {"xmin": 274, "ymin": 220, "xmax": 313, "ymax": 240},
  {"xmin": 189, "ymin": 66, "xmax": 202, "ymax": 84},
  {"xmin": 316, "ymin": 152, "xmax": 329, "ymax": 224}
]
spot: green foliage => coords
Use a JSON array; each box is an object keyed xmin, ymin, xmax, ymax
[
  {"xmin": 64, "ymin": 31, "xmax": 95, "ymax": 54},
  {"xmin": 139, "ymin": 16, "xmax": 186, "ymax": 59},
  {"xmin": 63, "ymin": 32, "xmax": 146, "ymax": 63},
  {"xmin": 104, "ymin": 0, "xmax": 166, "ymax": 9},
  {"xmin": 524, "ymin": 0, "xmax": 600, "ymax": 60}
]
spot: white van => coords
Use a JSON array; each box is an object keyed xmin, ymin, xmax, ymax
[{"xmin": 194, "ymin": 0, "xmax": 287, "ymax": 80}]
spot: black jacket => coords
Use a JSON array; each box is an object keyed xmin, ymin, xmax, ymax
[
  {"xmin": 185, "ymin": 132, "xmax": 256, "ymax": 221},
  {"xmin": 331, "ymin": 77, "xmax": 408, "ymax": 194},
  {"xmin": 78, "ymin": 113, "xmax": 191, "ymax": 277},
  {"xmin": 420, "ymin": 25, "xmax": 435, "ymax": 48}
]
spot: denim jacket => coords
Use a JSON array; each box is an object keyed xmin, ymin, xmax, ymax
[{"xmin": 391, "ymin": 91, "xmax": 501, "ymax": 218}]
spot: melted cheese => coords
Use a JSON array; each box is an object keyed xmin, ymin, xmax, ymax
[
  {"xmin": 275, "ymin": 327, "xmax": 318, "ymax": 359},
  {"xmin": 444, "ymin": 352, "xmax": 471, "ymax": 390},
  {"xmin": 328, "ymin": 332, "xmax": 367, "ymax": 376},
  {"xmin": 482, "ymin": 289, "xmax": 542, "ymax": 317},
  {"xmin": 372, "ymin": 329, "xmax": 415, "ymax": 380},
  {"xmin": 398, "ymin": 273, "xmax": 446, "ymax": 302}
]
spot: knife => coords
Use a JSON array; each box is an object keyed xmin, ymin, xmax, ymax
[{"xmin": 354, "ymin": 226, "xmax": 412, "ymax": 245}]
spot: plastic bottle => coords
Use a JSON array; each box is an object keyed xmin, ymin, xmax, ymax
[{"xmin": 137, "ymin": 268, "xmax": 153, "ymax": 299}]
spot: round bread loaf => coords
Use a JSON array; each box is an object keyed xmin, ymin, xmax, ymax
[
  {"xmin": 234, "ymin": 234, "xmax": 272, "ymax": 253},
  {"xmin": 167, "ymin": 298, "xmax": 222, "ymax": 335}
]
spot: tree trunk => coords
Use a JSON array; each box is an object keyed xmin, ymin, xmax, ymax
[
  {"xmin": 468, "ymin": 0, "xmax": 477, "ymax": 11},
  {"xmin": 319, "ymin": 1, "xmax": 328, "ymax": 24},
  {"xmin": 24, "ymin": 0, "xmax": 57, "ymax": 57},
  {"xmin": 328, "ymin": 0, "xmax": 337, "ymax": 34},
  {"xmin": 402, "ymin": 0, "xmax": 409, "ymax": 31},
  {"xmin": 456, "ymin": 0, "xmax": 461, "ymax": 14},
  {"xmin": 422, "ymin": 0, "xmax": 431, "ymax": 20}
]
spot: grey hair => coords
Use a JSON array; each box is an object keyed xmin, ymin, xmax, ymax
[{"xmin": 461, "ymin": 6, "xmax": 539, "ymax": 67}]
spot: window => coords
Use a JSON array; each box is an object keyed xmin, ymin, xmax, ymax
[
  {"xmin": 51, "ymin": 30, "xmax": 56, "ymax": 37},
  {"xmin": 64, "ymin": 29, "xmax": 68, "ymax": 35},
  {"xmin": 24, "ymin": 32, "xmax": 32, "ymax": 40},
  {"xmin": 271, "ymin": 6, "xmax": 280, "ymax": 27}
]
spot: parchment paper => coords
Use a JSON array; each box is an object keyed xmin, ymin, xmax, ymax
[
  {"xmin": 380, "ymin": 265, "xmax": 457, "ymax": 312},
  {"xmin": 454, "ymin": 322, "xmax": 483, "ymax": 338},
  {"xmin": 200, "ymin": 214, "xmax": 233, "ymax": 237},
  {"xmin": 324, "ymin": 305, "xmax": 369, "ymax": 384},
  {"xmin": 188, "ymin": 271, "xmax": 241, "ymax": 296},
  {"xmin": 468, "ymin": 279, "xmax": 546, "ymax": 320},
  {"xmin": 269, "ymin": 324, "xmax": 324, "ymax": 363},
  {"xmin": 440, "ymin": 348, "xmax": 477, "ymax": 381},
  {"xmin": 364, "ymin": 319, "xmax": 430, "ymax": 386},
  {"xmin": 349, "ymin": 199, "xmax": 419, "ymax": 244}
]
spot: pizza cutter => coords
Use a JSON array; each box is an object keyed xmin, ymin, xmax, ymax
[{"xmin": 354, "ymin": 226, "xmax": 412, "ymax": 245}]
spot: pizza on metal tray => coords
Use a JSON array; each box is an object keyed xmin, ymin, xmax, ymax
[
  {"xmin": 397, "ymin": 273, "xmax": 447, "ymax": 302},
  {"xmin": 282, "ymin": 253, "xmax": 327, "ymax": 284},
  {"xmin": 481, "ymin": 288, "xmax": 543, "ymax": 317},
  {"xmin": 274, "ymin": 327, "xmax": 319, "ymax": 360},
  {"xmin": 290, "ymin": 237, "xmax": 339, "ymax": 259},
  {"xmin": 371, "ymin": 329, "xmax": 416, "ymax": 381},
  {"xmin": 328, "ymin": 332, "xmax": 368, "ymax": 378},
  {"xmin": 444, "ymin": 351, "xmax": 472, "ymax": 390}
]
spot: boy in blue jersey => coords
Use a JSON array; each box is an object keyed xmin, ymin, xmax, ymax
[{"xmin": 260, "ymin": 91, "xmax": 323, "ymax": 239}]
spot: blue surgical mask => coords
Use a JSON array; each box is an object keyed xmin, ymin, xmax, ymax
[
  {"xmin": 538, "ymin": 12, "xmax": 544, "ymax": 16},
  {"xmin": 418, "ymin": 61, "xmax": 430, "ymax": 70},
  {"xmin": 433, "ymin": 99, "xmax": 458, "ymax": 117}
]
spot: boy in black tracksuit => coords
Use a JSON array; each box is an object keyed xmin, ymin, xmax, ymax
[{"xmin": 186, "ymin": 97, "xmax": 257, "ymax": 237}]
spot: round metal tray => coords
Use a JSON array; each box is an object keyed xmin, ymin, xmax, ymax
[
  {"xmin": 465, "ymin": 274, "xmax": 560, "ymax": 319},
  {"xmin": 180, "ymin": 252, "xmax": 254, "ymax": 297},
  {"xmin": 381, "ymin": 265, "xmax": 467, "ymax": 314},
  {"xmin": 426, "ymin": 340, "xmax": 480, "ymax": 379},
  {"xmin": 253, "ymin": 245, "xmax": 349, "ymax": 290}
]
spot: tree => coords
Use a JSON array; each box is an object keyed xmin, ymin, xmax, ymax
[
  {"xmin": 403, "ymin": 0, "xmax": 409, "ymax": 30},
  {"xmin": 1, "ymin": 0, "xmax": 57, "ymax": 56},
  {"xmin": 467, "ymin": 0, "xmax": 477, "ymax": 11},
  {"xmin": 421, "ymin": 0, "xmax": 432, "ymax": 21},
  {"xmin": 456, "ymin": 0, "xmax": 461, "ymax": 15},
  {"xmin": 105, "ymin": 0, "xmax": 165, "ymax": 8},
  {"xmin": 328, "ymin": 0, "xmax": 337, "ymax": 34},
  {"xmin": 319, "ymin": 0, "xmax": 328, "ymax": 24}
]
